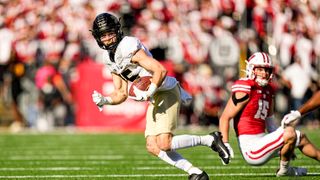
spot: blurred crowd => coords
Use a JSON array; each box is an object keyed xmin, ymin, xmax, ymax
[{"xmin": 0, "ymin": 0, "xmax": 319, "ymax": 132}]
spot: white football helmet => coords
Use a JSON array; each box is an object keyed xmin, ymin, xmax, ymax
[{"xmin": 245, "ymin": 52, "xmax": 273, "ymax": 86}]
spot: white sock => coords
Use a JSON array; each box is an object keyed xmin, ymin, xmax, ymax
[
  {"xmin": 200, "ymin": 135, "xmax": 214, "ymax": 147},
  {"xmin": 158, "ymin": 150, "xmax": 202, "ymax": 175},
  {"xmin": 171, "ymin": 135, "xmax": 213, "ymax": 150},
  {"xmin": 188, "ymin": 166, "xmax": 203, "ymax": 175},
  {"xmin": 280, "ymin": 160, "xmax": 289, "ymax": 170}
]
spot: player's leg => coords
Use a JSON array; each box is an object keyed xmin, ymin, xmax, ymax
[
  {"xmin": 297, "ymin": 132, "xmax": 320, "ymax": 160},
  {"xmin": 157, "ymin": 86, "xmax": 229, "ymax": 164},
  {"xmin": 170, "ymin": 134, "xmax": 212, "ymax": 149},
  {"xmin": 277, "ymin": 127, "xmax": 307, "ymax": 176},
  {"xmin": 145, "ymin": 86, "xmax": 209, "ymax": 179},
  {"xmin": 279, "ymin": 126, "xmax": 296, "ymax": 162},
  {"xmin": 170, "ymin": 132, "xmax": 230, "ymax": 164},
  {"xmin": 145, "ymin": 135, "xmax": 208, "ymax": 179},
  {"xmin": 238, "ymin": 128, "xmax": 284, "ymax": 166},
  {"xmin": 147, "ymin": 134, "xmax": 206, "ymax": 175},
  {"xmin": 239, "ymin": 127, "xmax": 306, "ymax": 176},
  {"xmin": 238, "ymin": 127, "xmax": 307, "ymax": 176}
]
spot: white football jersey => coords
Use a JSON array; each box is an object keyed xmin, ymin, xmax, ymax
[{"xmin": 103, "ymin": 36, "xmax": 178, "ymax": 91}]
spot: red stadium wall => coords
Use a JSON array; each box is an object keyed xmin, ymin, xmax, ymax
[{"xmin": 70, "ymin": 60, "xmax": 147, "ymax": 132}]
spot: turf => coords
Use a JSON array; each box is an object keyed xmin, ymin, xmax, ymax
[{"xmin": 0, "ymin": 128, "xmax": 319, "ymax": 179}]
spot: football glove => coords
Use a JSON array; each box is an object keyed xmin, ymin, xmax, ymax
[
  {"xmin": 129, "ymin": 83, "xmax": 157, "ymax": 102},
  {"xmin": 281, "ymin": 110, "xmax": 301, "ymax": 128},
  {"xmin": 224, "ymin": 143, "xmax": 234, "ymax": 158},
  {"xmin": 92, "ymin": 90, "xmax": 112, "ymax": 111}
]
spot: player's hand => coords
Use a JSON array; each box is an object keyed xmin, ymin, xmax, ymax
[
  {"xmin": 224, "ymin": 143, "xmax": 234, "ymax": 158},
  {"xmin": 129, "ymin": 83, "xmax": 157, "ymax": 102},
  {"xmin": 92, "ymin": 90, "xmax": 108, "ymax": 111},
  {"xmin": 281, "ymin": 110, "xmax": 301, "ymax": 128},
  {"xmin": 130, "ymin": 86, "xmax": 149, "ymax": 101}
]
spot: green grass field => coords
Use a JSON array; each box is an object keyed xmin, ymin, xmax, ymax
[{"xmin": 0, "ymin": 128, "xmax": 319, "ymax": 180}]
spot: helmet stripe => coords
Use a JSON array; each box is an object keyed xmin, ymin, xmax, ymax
[
  {"xmin": 248, "ymin": 54, "xmax": 255, "ymax": 62},
  {"xmin": 262, "ymin": 52, "xmax": 269, "ymax": 63},
  {"xmin": 261, "ymin": 52, "xmax": 266, "ymax": 63}
]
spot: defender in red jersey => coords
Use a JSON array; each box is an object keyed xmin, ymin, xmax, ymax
[{"xmin": 219, "ymin": 52, "xmax": 320, "ymax": 177}]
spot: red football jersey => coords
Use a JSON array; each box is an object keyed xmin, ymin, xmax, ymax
[{"xmin": 231, "ymin": 78, "xmax": 275, "ymax": 136}]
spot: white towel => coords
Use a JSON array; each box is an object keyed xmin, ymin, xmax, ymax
[{"xmin": 178, "ymin": 84, "xmax": 192, "ymax": 105}]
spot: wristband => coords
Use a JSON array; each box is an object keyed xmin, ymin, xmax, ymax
[
  {"xmin": 103, "ymin": 96, "xmax": 113, "ymax": 105},
  {"xmin": 147, "ymin": 83, "xmax": 157, "ymax": 96}
]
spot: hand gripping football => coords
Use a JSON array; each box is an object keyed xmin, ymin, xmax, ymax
[{"xmin": 129, "ymin": 76, "xmax": 152, "ymax": 97}]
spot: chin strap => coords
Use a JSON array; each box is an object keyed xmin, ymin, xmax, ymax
[{"xmin": 255, "ymin": 76, "xmax": 269, "ymax": 87}]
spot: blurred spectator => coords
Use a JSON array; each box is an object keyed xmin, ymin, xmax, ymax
[
  {"xmin": 181, "ymin": 64, "xmax": 226, "ymax": 127},
  {"xmin": 8, "ymin": 19, "xmax": 39, "ymax": 132},
  {"xmin": 278, "ymin": 22, "xmax": 296, "ymax": 68},
  {"xmin": 209, "ymin": 15, "xmax": 239, "ymax": 76},
  {"xmin": 281, "ymin": 57, "xmax": 314, "ymax": 126},
  {"xmin": 0, "ymin": 22, "xmax": 14, "ymax": 104},
  {"xmin": 0, "ymin": 0, "xmax": 319, "ymax": 130},
  {"xmin": 0, "ymin": 21, "xmax": 15, "ymax": 129},
  {"xmin": 35, "ymin": 62, "xmax": 73, "ymax": 131},
  {"xmin": 181, "ymin": 65, "xmax": 199, "ymax": 126},
  {"xmin": 196, "ymin": 64, "xmax": 224, "ymax": 127}
]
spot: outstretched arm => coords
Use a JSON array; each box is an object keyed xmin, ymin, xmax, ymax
[
  {"xmin": 299, "ymin": 91, "xmax": 320, "ymax": 116},
  {"xmin": 92, "ymin": 73, "xmax": 128, "ymax": 111},
  {"xmin": 282, "ymin": 90, "xmax": 320, "ymax": 127}
]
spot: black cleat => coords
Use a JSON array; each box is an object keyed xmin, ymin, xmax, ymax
[
  {"xmin": 210, "ymin": 131, "xmax": 230, "ymax": 165},
  {"xmin": 188, "ymin": 171, "xmax": 209, "ymax": 180}
]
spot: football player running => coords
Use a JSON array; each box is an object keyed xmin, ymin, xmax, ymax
[
  {"xmin": 90, "ymin": 12, "xmax": 231, "ymax": 180},
  {"xmin": 219, "ymin": 52, "xmax": 320, "ymax": 177}
]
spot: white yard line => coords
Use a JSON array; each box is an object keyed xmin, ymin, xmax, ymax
[
  {"xmin": 0, "ymin": 173, "xmax": 320, "ymax": 179},
  {"xmin": 0, "ymin": 165, "xmax": 318, "ymax": 171},
  {"xmin": 0, "ymin": 167, "xmax": 95, "ymax": 171},
  {"xmin": 1, "ymin": 160, "xmax": 167, "ymax": 165},
  {"xmin": 6, "ymin": 155, "xmax": 124, "ymax": 160},
  {"xmin": 2, "ymin": 154, "xmax": 312, "ymax": 161},
  {"xmin": 136, "ymin": 165, "xmax": 320, "ymax": 170}
]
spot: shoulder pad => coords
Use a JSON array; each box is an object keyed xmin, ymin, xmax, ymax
[
  {"xmin": 118, "ymin": 36, "xmax": 142, "ymax": 58},
  {"xmin": 231, "ymin": 79, "xmax": 254, "ymax": 93}
]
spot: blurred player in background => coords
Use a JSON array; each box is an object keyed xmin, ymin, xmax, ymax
[
  {"xmin": 282, "ymin": 90, "xmax": 320, "ymax": 127},
  {"xmin": 90, "ymin": 12, "xmax": 231, "ymax": 180},
  {"xmin": 219, "ymin": 52, "xmax": 320, "ymax": 177}
]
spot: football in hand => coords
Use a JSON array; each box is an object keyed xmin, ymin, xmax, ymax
[{"xmin": 129, "ymin": 76, "xmax": 152, "ymax": 97}]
